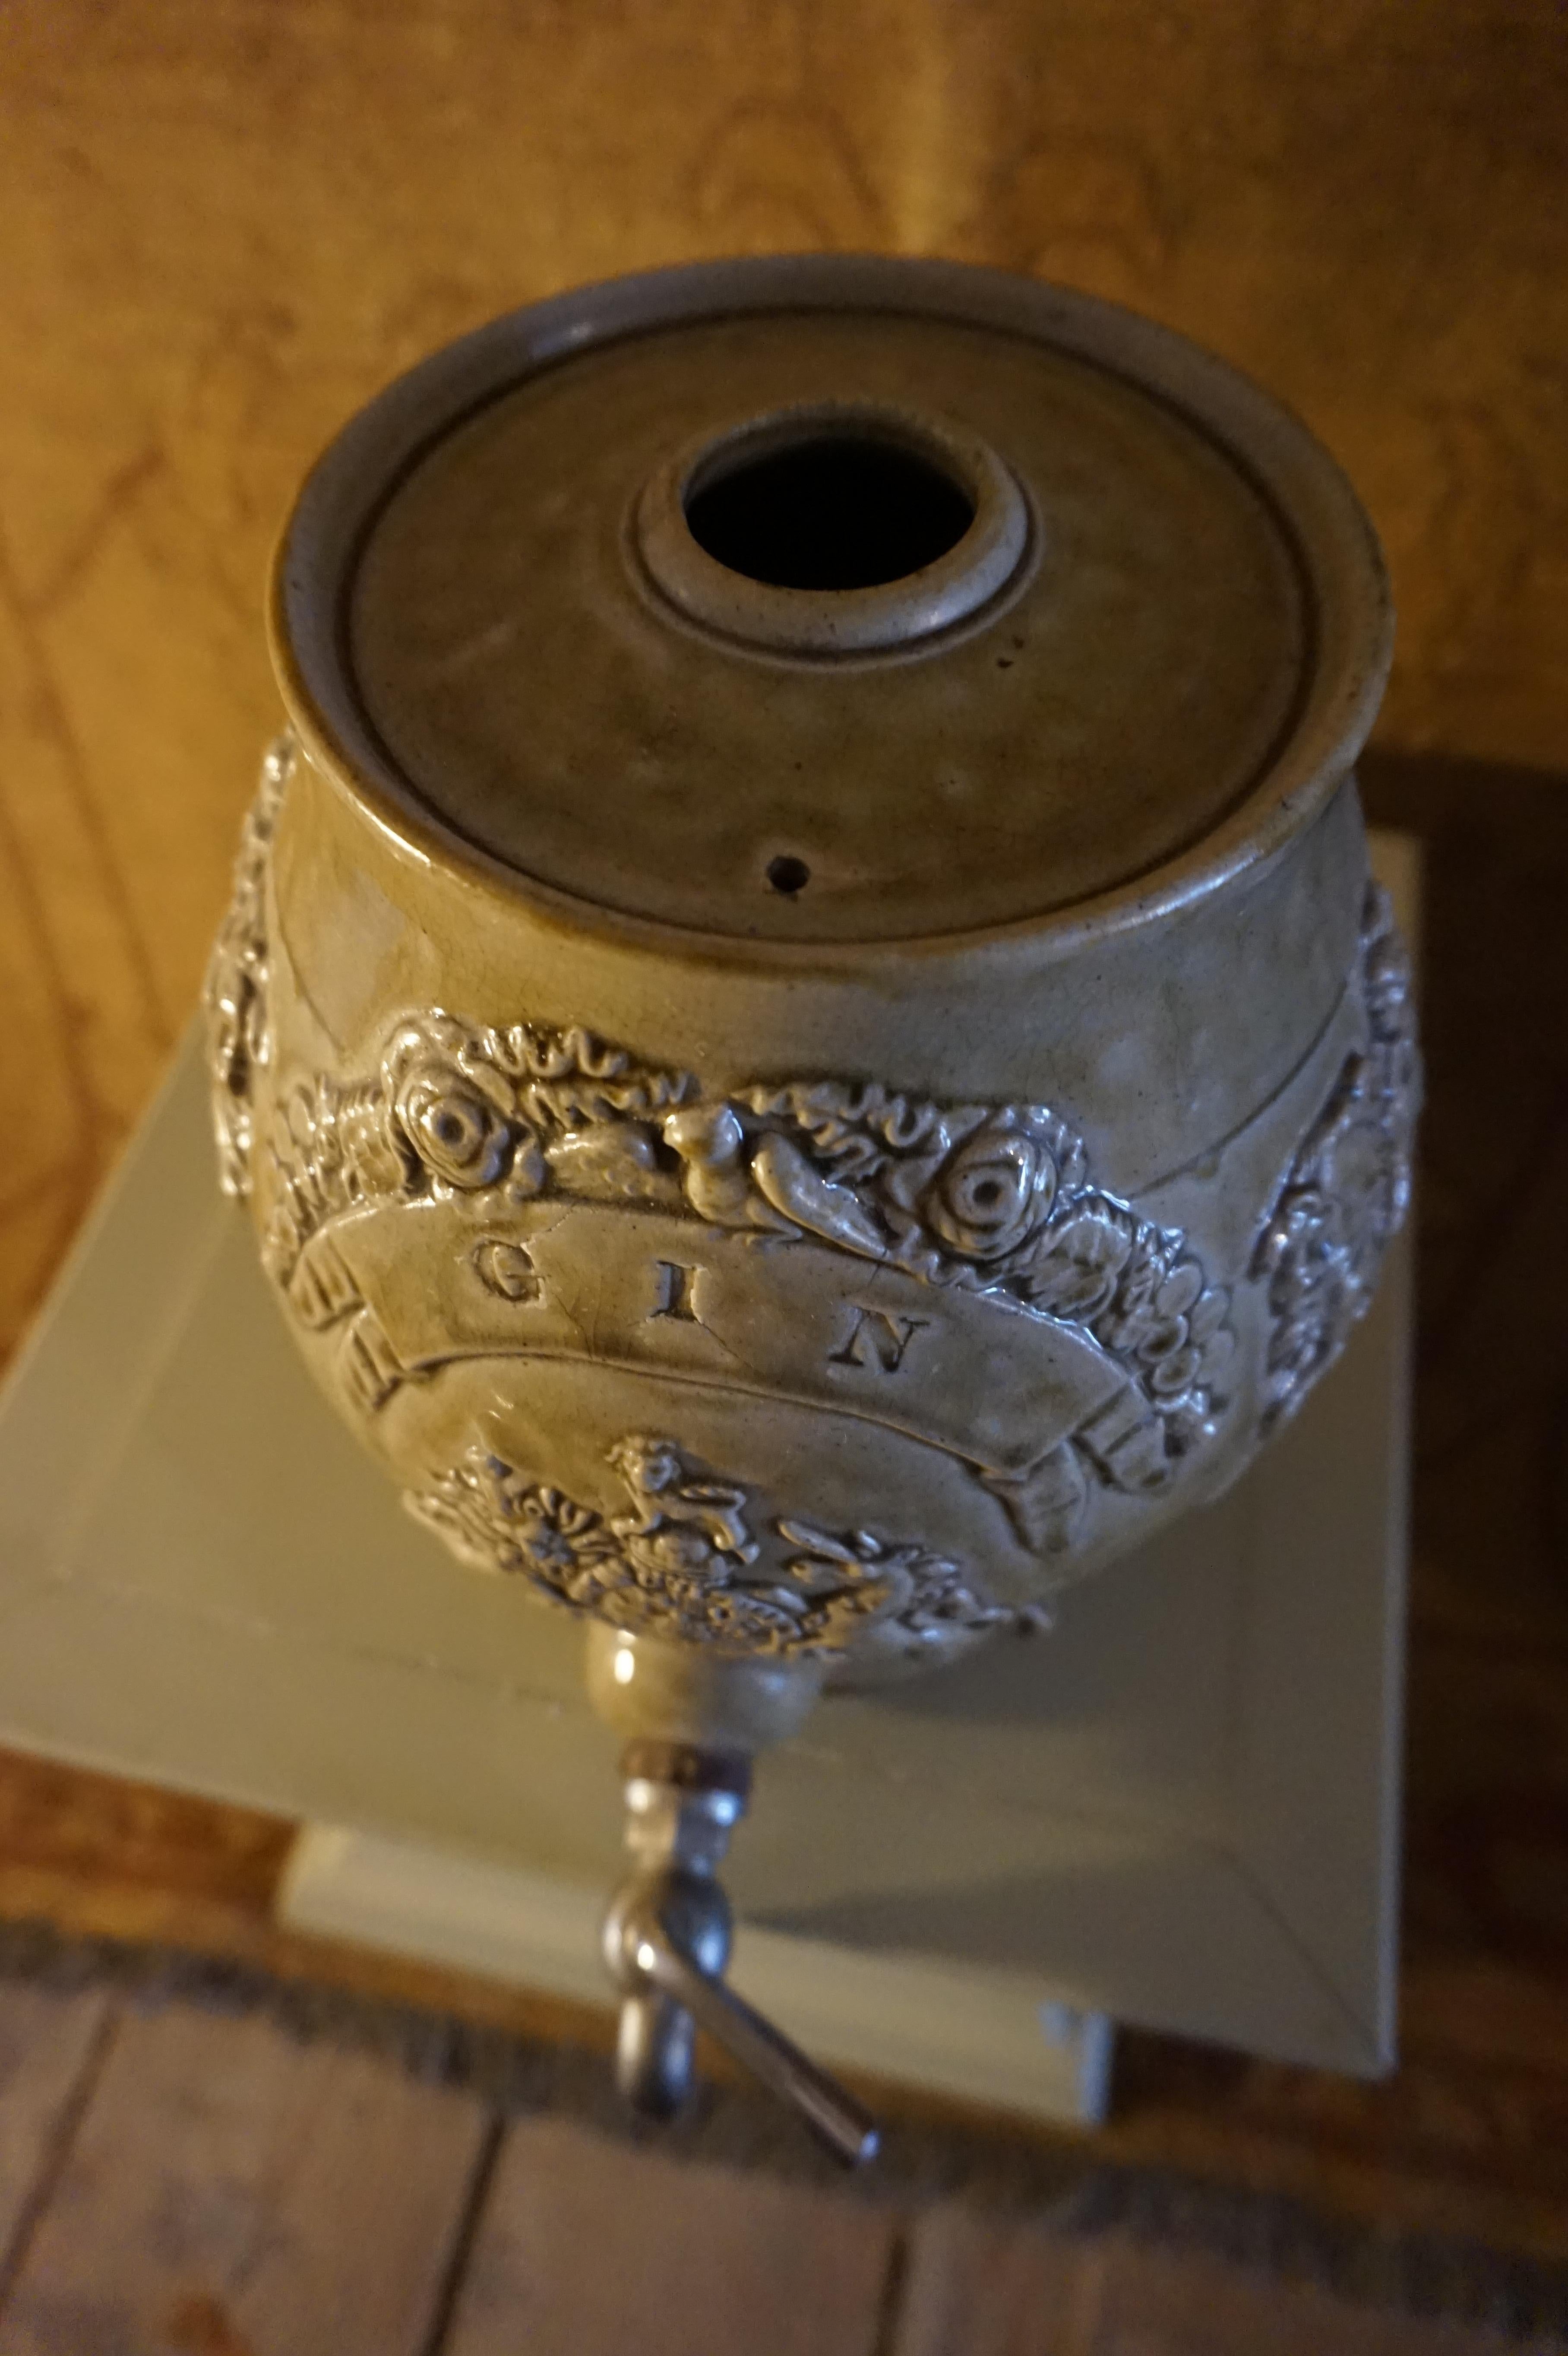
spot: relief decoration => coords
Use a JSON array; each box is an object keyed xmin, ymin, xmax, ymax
[
  {"xmin": 1251, "ymin": 881, "xmax": 1421, "ymax": 1432},
  {"xmin": 407, "ymin": 1430, "xmax": 1010, "ymax": 1659},
  {"xmin": 204, "ymin": 734, "xmax": 294, "ymax": 1198},
  {"xmin": 202, "ymin": 738, "xmax": 1448, "ymax": 1625},
  {"xmin": 211, "ymin": 750, "xmax": 1236, "ymax": 1522}
]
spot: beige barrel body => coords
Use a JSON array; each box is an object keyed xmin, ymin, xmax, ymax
[{"xmin": 207, "ymin": 256, "xmax": 1417, "ymax": 1702}]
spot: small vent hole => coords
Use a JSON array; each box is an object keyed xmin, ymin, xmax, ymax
[{"xmin": 766, "ymin": 855, "xmax": 810, "ymax": 896}]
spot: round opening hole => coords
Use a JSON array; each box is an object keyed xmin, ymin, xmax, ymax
[
  {"xmin": 766, "ymin": 854, "xmax": 810, "ymax": 896},
  {"xmin": 685, "ymin": 434, "xmax": 975, "ymax": 592}
]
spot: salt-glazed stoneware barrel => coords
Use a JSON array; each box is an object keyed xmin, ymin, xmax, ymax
[{"xmin": 205, "ymin": 255, "xmax": 1417, "ymax": 2155}]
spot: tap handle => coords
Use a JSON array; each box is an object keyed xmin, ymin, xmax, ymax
[
  {"xmin": 646, "ymin": 1901, "xmax": 880, "ymax": 2167},
  {"xmin": 607, "ymin": 1877, "xmax": 880, "ymax": 2168}
]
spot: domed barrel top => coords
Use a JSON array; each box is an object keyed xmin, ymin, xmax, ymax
[
  {"xmin": 274, "ymin": 256, "xmax": 1388, "ymax": 954},
  {"xmin": 347, "ymin": 308, "xmax": 1309, "ymax": 944}
]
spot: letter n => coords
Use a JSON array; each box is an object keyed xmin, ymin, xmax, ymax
[{"xmin": 830, "ymin": 1305, "xmax": 927, "ymax": 1373}]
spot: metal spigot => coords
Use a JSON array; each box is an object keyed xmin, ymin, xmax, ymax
[{"xmin": 601, "ymin": 1741, "xmax": 880, "ymax": 2168}]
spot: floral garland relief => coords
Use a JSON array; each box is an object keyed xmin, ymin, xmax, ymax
[
  {"xmin": 408, "ymin": 1431, "xmax": 1012, "ymax": 1660},
  {"xmin": 205, "ymin": 735, "xmax": 292, "ymax": 1198},
  {"xmin": 250, "ymin": 1019, "xmax": 1238, "ymax": 1528},
  {"xmin": 1251, "ymin": 881, "xmax": 1420, "ymax": 1433},
  {"xmin": 205, "ymin": 738, "xmax": 1247, "ymax": 1650}
]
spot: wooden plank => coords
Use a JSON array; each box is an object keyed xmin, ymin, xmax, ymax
[
  {"xmin": 443, "ymin": 2114, "xmax": 897, "ymax": 2356},
  {"xmin": 892, "ymin": 2209, "xmax": 1543, "ymax": 2355},
  {"xmin": 1087, "ymin": 2238, "xmax": 1549, "ymax": 2356},
  {"xmin": 887, "ymin": 2210, "xmax": 1093, "ymax": 2356},
  {"xmin": 0, "ymin": 2000, "xmax": 489, "ymax": 2356},
  {"xmin": 0, "ymin": 1982, "xmax": 109, "ymax": 2275}
]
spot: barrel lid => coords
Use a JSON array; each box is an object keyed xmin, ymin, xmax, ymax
[{"xmin": 274, "ymin": 257, "xmax": 1390, "ymax": 949}]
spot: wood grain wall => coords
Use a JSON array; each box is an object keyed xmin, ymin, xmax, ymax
[{"xmin": 1, "ymin": 0, "xmax": 1565, "ymax": 1360}]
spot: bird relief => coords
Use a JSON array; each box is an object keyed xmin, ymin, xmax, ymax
[{"xmin": 405, "ymin": 1430, "xmax": 1011, "ymax": 1660}]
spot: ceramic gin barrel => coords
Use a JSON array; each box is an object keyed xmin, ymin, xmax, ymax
[{"xmin": 207, "ymin": 255, "xmax": 1417, "ymax": 1728}]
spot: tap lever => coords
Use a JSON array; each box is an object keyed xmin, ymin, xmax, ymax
[{"xmin": 603, "ymin": 1743, "xmax": 880, "ymax": 2168}]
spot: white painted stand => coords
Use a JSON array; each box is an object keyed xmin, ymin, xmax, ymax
[
  {"xmin": 0, "ymin": 845, "xmax": 1416, "ymax": 2131},
  {"xmin": 280, "ymin": 1824, "xmax": 1116, "ymax": 2122}
]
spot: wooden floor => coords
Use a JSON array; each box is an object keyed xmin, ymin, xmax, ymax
[
  {"xmin": 0, "ymin": 1973, "xmax": 1550, "ymax": 2356},
  {"xmin": 0, "ymin": 749, "xmax": 1562, "ymax": 2346}
]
